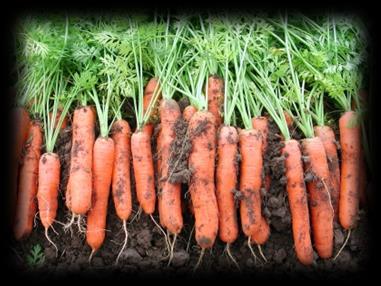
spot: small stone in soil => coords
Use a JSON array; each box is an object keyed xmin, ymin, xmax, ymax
[{"xmin": 171, "ymin": 250, "xmax": 189, "ymax": 267}]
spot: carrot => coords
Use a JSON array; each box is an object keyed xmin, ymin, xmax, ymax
[
  {"xmin": 183, "ymin": 105, "xmax": 197, "ymax": 123},
  {"xmin": 49, "ymin": 108, "xmax": 68, "ymax": 130},
  {"xmin": 188, "ymin": 111, "xmax": 219, "ymax": 249},
  {"xmin": 67, "ymin": 106, "xmax": 96, "ymax": 215},
  {"xmin": 252, "ymin": 116, "xmax": 271, "ymax": 193},
  {"xmin": 10, "ymin": 107, "xmax": 31, "ymax": 223},
  {"xmin": 301, "ymin": 137, "xmax": 334, "ymax": 259},
  {"xmin": 239, "ymin": 129, "xmax": 268, "ymax": 239},
  {"xmin": 207, "ymin": 75, "xmax": 224, "ymax": 128},
  {"xmin": 216, "ymin": 125, "xmax": 239, "ymax": 244},
  {"xmin": 284, "ymin": 111, "xmax": 293, "ymax": 129},
  {"xmin": 282, "ymin": 139, "xmax": 313, "ymax": 265},
  {"xmin": 339, "ymin": 111, "xmax": 361, "ymax": 230},
  {"xmin": 157, "ymin": 99, "xmax": 183, "ymax": 234},
  {"xmin": 37, "ymin": 153, "xmax": 60, "ymax": 229},
  {"xmin": 250, "ymin": 217, "xmax": 270, "ymax": 245},
  {"xmin": 86, "ymin": 137, "xmax": 115, "ymax": 254},
  {"xmin": 142, "ymin": 78, "xmax": 161, "ymax": 137},
  {"xmin": 111, "ymin": 120, "xmax": 132, "ymax": 222},
  {"xmin": 131, "ymin": 130, "xmax": 156, "ymax": 214},
  {"xmin": 14, "ymin": 121, "xmax": 42, "ymax": 240},
  {"xmin": 314, "ymin": 126, "xmax": 340, "ymax": 219}
]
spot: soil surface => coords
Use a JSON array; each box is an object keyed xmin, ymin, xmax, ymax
[{"xmin": 8, "ymin": 117, "xmax": 371, "ymax": 280}]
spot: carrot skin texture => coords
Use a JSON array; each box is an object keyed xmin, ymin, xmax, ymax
[
  {"xmin": 216, "ymin": 125, "xmax": 239, "ymax": 243},
  {"xmin": 14, "ymin": 121, "xmax": 42, "ymax": 240},
  {"xmin": 283, "ymin": 139, "xmax": 313, "ymax": 265},
  {"xmin": 37, "ymin": 153, "xmax": 60, "ymax": 229},
  {"xmin": 239, "ymin": 129, "xmax": 266, "ymax": 237},
  {"xmin": 183, "ymin": 105, "xmax": 197, "ymax": 123},
  {"xmin": 339, "ymin": 111, "xmax": 361, "ymax": 230},
  {"xmin": 158, "ymin": 99, "xmax": 183, "ymax": 234},
  {"xmin": 111, "ymin": 120, "xmax": 132, "ymax": 221},
  {"xmin": 67, "ymin": 106, "xmax": 96, "ymax": 214},
  {"xmin": 314, "ymin": 126, "xmax": 340, "ymax": 219},
  {"xmin": 207, "ymin": 76, "xmax": 224, "ymax": 128},
  {"xmin": 302, "ymin": 137, "xmax": 334, "ymax": 259},
  {"xmin": 131, "ymin": 130, "xmax": 156, "ymax": 214},
  {"xmin": 86, "ymin": 137, "xmax": 115, "ymax": 252},
  {"xmin": 188, "ymin": 111, "xmax": 219, "ymax": 249}
]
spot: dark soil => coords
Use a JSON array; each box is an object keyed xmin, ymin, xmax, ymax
[{"xmin": 9, "ymin": 117, "xmax": 370, "ymax": 280}]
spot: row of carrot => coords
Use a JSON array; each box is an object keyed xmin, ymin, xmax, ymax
[{"xmin": 10, "ymin": 13, "xmax": 368, "ymax": 267}]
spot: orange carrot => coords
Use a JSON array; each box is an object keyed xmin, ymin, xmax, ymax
[
  {"xmin": 301, "ymin": 137, "xmax": 334, "ymax": 259},
  {"xmin": 314, "ymin": 126, "xmax": 340, "ymax": 219},
  {"xmin": 143, "ymin": 78, "xmax": 162, "ymax": 137},
  {"xmin": 111, "ymin": 120, "xmax": 132, "ymax": 222},
  {"xmin": 207, "ymin": 75, "xmax": 224, "ymax": 128},
  {"xmin": 284, "ymin": 111, "xmax": 293, "ymax": 129},
  {"xmin": 86, "ymin": 137, "xmax": 115, "ymax": 253},
  {"xmin": 14, "ymin": 121, "xmax": 42, "ymax": 240},
  {"xmin": 37, "ymin": 153, "xmax": 60, "ymax": 229},
  {"xmin": 183, "ymin": 105, "xmax": 197, "ymax": 123},
  {"xmin": 252, "ymin": 116, "xmax": 271, "ymax": 193},
  {"xmin": 282, "ymin": 139, "xmax": 313, "ymax": 265},
  {"xmin": 131, "ymin": 130, "xmax": 156, "ymax": 214},
  {"xmin": 188, "ymin": 111, "xmax": 219, "ymax": 249},
  {"xmin": 216, "ymin": 125, "xmax": 239, "ymax": 244},
  {"xmin": 239, "ymin": 129, "xmax": 268, "ymax": 239},
  {"xmin": 250, "ymin": 217, "xmax": 270, "ymax": 245},
  {"xmin": 157, "ymin": 99, "xmax": 183, "ymax": 234},
  {"xmin": 339, "ymin": 111, "xmax": 361, "ymax": 230},
  {"xmin": 10, "ymin": 107, "xmax": 30, "ymax": 224},
  {"xmin": 67, "ymin": 106, "xmax": 96, "ymax": 214}
]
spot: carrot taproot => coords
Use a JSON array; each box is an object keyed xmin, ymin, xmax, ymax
[
  {"xmin": 207, "ymin": 75, "xmax": 224, "ymax": 128},
  {"xmin": 301, "ymin": 137, "xmax": 334, "ymax": 259},
  {"xmin": 282, "ymin": 139, "xmax": 313, "ymax": 265},
  {"xmin": 216, "ymin": 125, "xmax": 239, "ymax": 244},
  {"xmin": 10, "ymin": 107, "xmax": 30, "ymax": 224},
  {"xmin": 86, "ymin": 137, "xmax": 115, "ymax": 253},
  {"xmin": 188, "ymin": 111, "xmax": 219, "ymax": 249},
  {"xmin": 239, "ymin": 129, "xmax": 267, "ymax": 237},
  {"xmin": 67, "ymin": 106, "xmax": 96, "ymax": 215},
  {"xmin": 131, "ymin": 130, "xmax": 156, "ymax": 215},
  {"xmin": 252, "ymin": 116, "xmax": 271, "ymax": 193},
  {"xmin": 158, "ymin": 99, "xmax": 183, "ymax": 234},
  {"xmin": 37, "ymin": 153, "xmax": 60, "ymax": 229},
  {"xmin": 111, "ymin": 120, "xmax": 132, "ymax": 222},
  {"xmin": 183, "ymin": 105, "xmax": 197, "ymax": 123},
  {"xmin": 314, "ymin": 126, "xmax": 340, "ymax": 219},
  {"xmin": 14, "ymin": 121, "xmax": 42, "ymax": 240},
  {"xmin": 339, "ymin": 111, "xmax": 361, "ymax": 230},
  {"xmin": 142, "ymin": 77, "xmax": 162, "ymax": 137}
]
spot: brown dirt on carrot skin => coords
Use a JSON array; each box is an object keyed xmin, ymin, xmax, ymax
[{"xmin": 9, "ymin": 116, "xmax": 370, "ymax": 279}]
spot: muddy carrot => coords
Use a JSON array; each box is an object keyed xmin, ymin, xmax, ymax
[
  {"xmin": 183, "ymin": 105, "xmax": 197, "ymax": 123},
  {"xmin": 14, "ymin": 121, "xmax": 42, "ymax": 240},
  {"xmin": 207, "ymin": 75, "xmax": 224, "ymax": 128}
]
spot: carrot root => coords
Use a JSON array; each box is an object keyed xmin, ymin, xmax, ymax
[{"xmin": 115, "ymin": 220, "xmax": 128, "ymax": 265}]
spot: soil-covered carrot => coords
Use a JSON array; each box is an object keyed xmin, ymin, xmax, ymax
[
  {"xmin": 339, "ymin": 111, "xmax": 361, "ymax": 229},
  {"xmin": 37, "ymin": 153, "xmax": 60, "ymax": 229},
  {"xmin": 283, "ymin": 139, "xmax": 313, "ymax": 265},
  {"xmin": 188, "ymin": 111, "xmax": 219, "ymax": 249},
  {"xmin": 158, "ymin": 99, "xmax": 183, "ymax": 234},
  {"xmin": 67, "ymin": 106, "xmax": 96, "ymax": 214},
  {"xmin": 314, "ymin": 126, "xmax": 340, "ymax": 219},
  {"xmin": 111, "ymin": 119, "xmax": 132, "ymax": 222},
  {"xmin": 142, "ymin": 78, "xmax": 161, "ymax": 137},
  {"xmin": 131, "ymin": 130, "xmax": 156, "ymax": 214},
  {"xmin": 239, "ymin": 129, "xmax": 268, "ymax": 238},
  {"xmin": 86, "ymin": 137, "xmax": 115, "ymax": 253},
  {"xmin": 301, "ymin": 137, "xmax": 334, "ymax": 258},
  {"xmin": 207, "ymin": 75, "xmax": 224, "ymax": 128},
  {"xmin": 14, "ymin": 121, "xmax": 42, "ymax": 240},
  {"xmin": 216, "ymin": 125, "xmax": 239, "ymax": 243}
]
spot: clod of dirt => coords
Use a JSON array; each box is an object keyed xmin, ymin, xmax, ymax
[
  {"xmin": 137, "ymin": 229, "xmax": 152, "ymax": 249},
  {"xmin": 168, "ymin": 118, "xmax": 192, "ymax": 184},
  {"xmin": 171, "ymin": 250, "xmax": 190, "ymax": 267},
  {"xmin": 122, "ymin": 248, "xmax": 143, "ymax": 264},
  {"xmin": 273, "ymin": 248, "xmax": 287, "ymax": 263},
  {"xmin": 178, "ymin": 97, "xmax": 190, "ymax": 112},
  {"xmin": 92, "ymin": 257, "xmax": 104, "ymax": 267}
]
